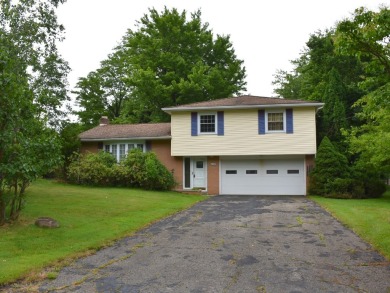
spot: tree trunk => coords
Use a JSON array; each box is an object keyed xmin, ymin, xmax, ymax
[
  {"xmin": 17, "ymin": 180, "xmax": 28, "ymax": 212},
  {"xmin": 0, "ymin": 195, "xmax": 6, "ymax": 226},
  {"xmin": 9, "ymin": 181, "xmax": 19, "ymax": 220}
]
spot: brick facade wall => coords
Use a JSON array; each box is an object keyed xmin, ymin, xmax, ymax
[
  {"xmin": 207, "ymin": 156, "xmax": 220, "ymax": 195},
  {"xmin": 80, "ymin": 142, "xmax": 99, "ymax": 154},
  {"xmin": 150, "ymin": 140, "xmax": 183, "ymax": 190}
]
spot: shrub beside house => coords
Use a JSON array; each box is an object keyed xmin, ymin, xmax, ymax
[{"xmin": 309, "ymin": 136, "xmax": 386, "ymax": 198}]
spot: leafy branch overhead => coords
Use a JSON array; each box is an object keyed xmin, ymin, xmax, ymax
[{"xmin": 75, "ymin": 7, "xmax": 247, "ymax": 125}]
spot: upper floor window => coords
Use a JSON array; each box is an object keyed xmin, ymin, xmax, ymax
[
  {"xmin": 199, "ymin": 114, "xmax": 216, "ymax": 134},
  {"xmin": 259, "ymin": 109, "xmax": 293, "ymax": 135},
  {"xmin": 266, "ymin": 111, "xmax": 285, "ymax": 132}
]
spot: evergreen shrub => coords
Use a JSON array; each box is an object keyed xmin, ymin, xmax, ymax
[{"xmin": 309, "ymin": 137, "xmax": 385, "ymax": 198}]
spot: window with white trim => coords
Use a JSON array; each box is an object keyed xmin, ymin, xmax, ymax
[
  {"xmin": 199, "ymin": 113, "xmax": 217, "ymax": 134},
  {"xmin": 266, "ymin": 111, "xmax": 285, "ymax": 132},
  {"xmin": 119, "ymin": 144, "xmax": 126, "ymax": 161},
  {"xmin": 104, "ymin": 141, "xmax": 145, "ymax": 162},
  {"xmin": 111, "ymin": 145, "xmax": 117, "ymax": 158}
]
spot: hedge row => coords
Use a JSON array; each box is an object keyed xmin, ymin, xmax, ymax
[{"xmin": 67, "ymin": 150, "xmax": 176, "ymax": 191}]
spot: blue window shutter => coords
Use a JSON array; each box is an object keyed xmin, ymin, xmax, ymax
[
  {"xmin": 286, "ymin": 108, "xmax": 293, "ymax": 134},
  {"xmin": 258, "ymin": 110, "xmax": 265, "ymax": 135},
  {"xmin": 191, "ymin": 112, "xmax": 198, "ymax": 136},
  {"xmin": 217, "ymin": 111, "xmax": 224, "ymax": 136}
]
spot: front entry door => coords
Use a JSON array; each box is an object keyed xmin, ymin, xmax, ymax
[{"xmin": 193, "ymin": 159, "xmax": 206, "ymax": 188}]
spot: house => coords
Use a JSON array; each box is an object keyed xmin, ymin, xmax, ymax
[{"xmin": 79, "ymin": 95, "xmax": 324, "ymax": 195}]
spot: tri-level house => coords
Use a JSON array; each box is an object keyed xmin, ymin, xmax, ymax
[{"xmin": 79, "ymin": 95, "xmax": 324, "ymax": 195}]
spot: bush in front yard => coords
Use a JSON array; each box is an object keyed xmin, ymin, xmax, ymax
[
  {"xmin": 67, "ymin": 151, "xmax": 116, "ymax": 185},
  {"xmin": 67, "ymin": 150, "xmax": 175, "ymax": 191},
  {"xmin": 121, "ymin": 150, "xmax": 176, "ymax": 190}
]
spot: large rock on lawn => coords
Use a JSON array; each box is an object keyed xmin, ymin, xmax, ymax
[{"xmin": 35, "ymin": 217, "xmax": 60, "ymax": 228}]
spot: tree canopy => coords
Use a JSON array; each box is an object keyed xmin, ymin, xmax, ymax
[
  {"xmin": 273, "ymin": 5, "xmax": 389, "ymax": 176},
  {"xmin": 75, "ymin": 7, "xmax": 246, "ymax": 125},
  {"xmin": 335, "ymin": 6, "xmax": 390, "ymax": 173}
]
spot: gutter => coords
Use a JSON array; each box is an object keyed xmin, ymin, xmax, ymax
[
  {"xmin": 80, "ymin": 136, "xmax": 172, "ymax": 142},
  {"xmin": 162, "ymin": 103, "xmax": 325, "ymax": 113}
]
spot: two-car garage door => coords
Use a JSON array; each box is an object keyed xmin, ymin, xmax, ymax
[{"xmin": 220, "ymin": 158, "xmax": 305, "ymax": 195}]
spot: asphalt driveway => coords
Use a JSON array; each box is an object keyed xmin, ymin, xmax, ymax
[{"xmin": 40, "ymin": 195, "xmax": 390, "ymax": 293}]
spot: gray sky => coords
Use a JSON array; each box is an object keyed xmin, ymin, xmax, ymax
[{"xmin": 57, "ymin": 0, "xmax": 385, "ymax": 98}]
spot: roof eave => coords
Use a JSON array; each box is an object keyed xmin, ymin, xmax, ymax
[
  {"xmin": 162, "ymin": 103, "xmax": 325, "ymax": 113},
  {"xmin": 80, "ymin": 136, "xmax": 172, "ymax": 142}
]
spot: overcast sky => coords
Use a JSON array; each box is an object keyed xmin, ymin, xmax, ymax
[{"xmin": 57, "ymin": 0, "xmax": 385, "ymax": 98}]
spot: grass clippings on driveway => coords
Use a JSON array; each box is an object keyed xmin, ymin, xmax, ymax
[
  {"xmin": 0, "ymin": 179, "xmax": 205, "ymax": 285},
  {"xmin": 310, "ymin": 188, "xmax": 390, "ymax": 260}
]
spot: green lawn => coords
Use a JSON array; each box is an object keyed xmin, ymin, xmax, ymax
[
  {"xmin": 310, "ymin": 188, "xmax": 390, "ymax": 260},
  {"xmin": 0, "ymin": 180, "xmax": 205, "ymax": 285}
]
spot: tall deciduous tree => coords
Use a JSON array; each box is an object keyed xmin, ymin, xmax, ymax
[
  {"xmin": 0, "ymin": 0, "xmax": 68, "ymax": 224},
  {"xmin": 273, "ymin": 31, "xmax": 364, "ymax": 143},
  {"xmin": 336, "ymin": 6, "xmax": 390, "ymax": 173},
  {"xmin": 74, "ymin": 49, "xmax": 131, "ymax": 126},
  {"xmin": 123, "ymin": 7, "xmax": 246, "ymax": 122},
  {"xmin": 76, "ymin": 7, "xmax": 246, "ymax": 124},
  {"xmin": 320, "ymin": 68, "xmax": 348, "ymax": 142}
]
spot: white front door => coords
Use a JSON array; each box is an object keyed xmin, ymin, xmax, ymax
[{"xmin": 193, "ymin": 159, "xmax": 206, "ymax": 188}]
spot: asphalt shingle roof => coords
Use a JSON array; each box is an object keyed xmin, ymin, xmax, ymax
[
  {"xmin": 79, "ymin": 123, "xmax": 171, "ymax": 141},
  {"xmin": 163, "ymin": 95, "xmax": 322, "ymax": 111}
]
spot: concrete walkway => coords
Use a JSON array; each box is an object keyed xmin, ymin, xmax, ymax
[{"xmin": 40, "ymin": 196, "xmax": 390, "ymax": 292}]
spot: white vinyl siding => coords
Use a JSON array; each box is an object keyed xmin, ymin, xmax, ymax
[{"xmin": 171, "ymin": 108, "xmax": 317, "ymax": 156}]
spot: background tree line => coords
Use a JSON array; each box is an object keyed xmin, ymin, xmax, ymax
[{"xmin": 273, "ymin": 6, "xmax": 389, "ymax": 197}]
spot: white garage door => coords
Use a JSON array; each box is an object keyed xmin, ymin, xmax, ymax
[{"xmin": 221, "ymin": 158, "xmax": 305, "ymax": 195}]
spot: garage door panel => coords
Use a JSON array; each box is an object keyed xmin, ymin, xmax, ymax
[{"xmin": 221, "ymin": 159, "xmax": 305, "ymax": 195}]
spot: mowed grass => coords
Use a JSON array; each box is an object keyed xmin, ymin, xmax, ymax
[
  {"xmin": 310, "ymin": 187, "xmax": 390, "ymax": 260},
  {"xmin": 0, "ymin": 179, "xmax": 205, "ymax": 285}
]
